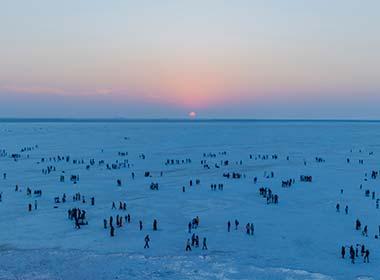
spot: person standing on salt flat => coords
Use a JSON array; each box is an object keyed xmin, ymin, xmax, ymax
[
  {"xmin": 364, "ymin": 249, "xmax": 370, "ymax": 263},
  {"xmin": 250, "ymin": 223, "xmax": 254, "ymax": 235},
  {"xmin": 202, "ymin": 238, "xmax": 208, "ymax": 250},
  {"xmin": 185, "ymin": 239, "xmax": 192, "ymax": 251},
  {"xmin": 350, "ymin": 246, "xmax": 355, "ymax": 264},
  {"xmin": 144, "ymin": 235, "xmax": 150, "ymax": 249},
  {"xmin": 246, "ymin": 223, "xmax": 250, "ymax": 234},
  {"xmin": 235, "ymin": 219, "xmax": 239, "ymax": 230}
]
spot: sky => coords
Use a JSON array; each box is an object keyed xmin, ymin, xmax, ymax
[{"xmin": 1, "ymin": 0, "xmax": 379, "ymax": 119}]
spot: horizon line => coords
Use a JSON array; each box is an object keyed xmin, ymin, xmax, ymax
[{"xmin": 0, "ymin": 117, "xmax": 380, "ymax": 123}]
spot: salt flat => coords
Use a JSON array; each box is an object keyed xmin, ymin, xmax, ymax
[{"xmin": 0, "ymin": 120, "xmax": 379, "ymax": 280}]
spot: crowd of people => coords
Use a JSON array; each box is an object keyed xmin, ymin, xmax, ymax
[{"xmin": 0, "ymin": 138, "xmax": 377, "ymax": 273}]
